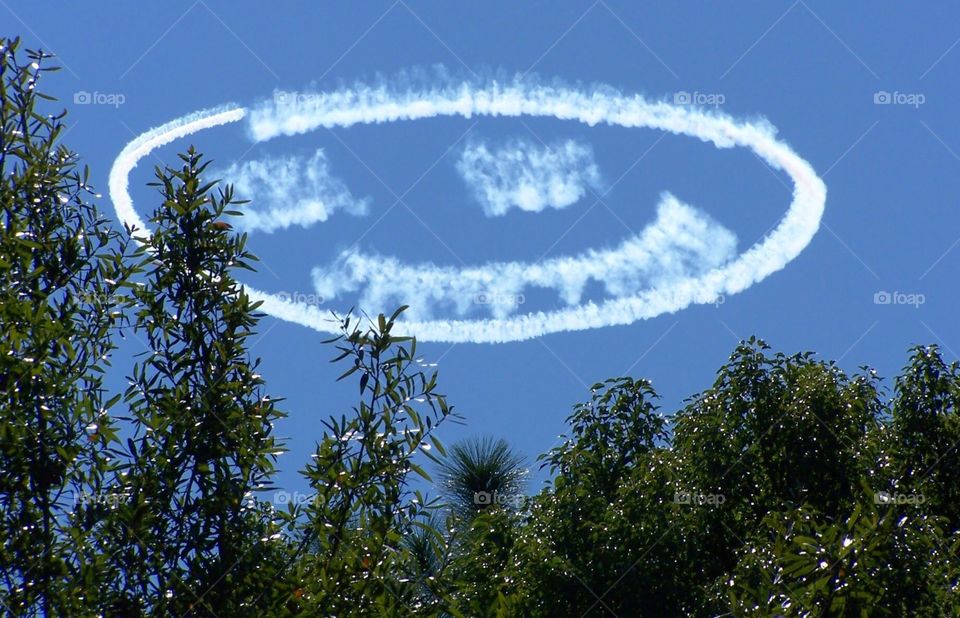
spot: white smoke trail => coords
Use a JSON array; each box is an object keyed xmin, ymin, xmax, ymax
[
  {"xmin": 312, "ymin": 194, "xmax": 736, "ymax": 320},
  {"xmin": 109, "ymin": 76, "xmax": 826, "ymax": 344},
  {"xmin": 216, "ymin": 149, "xmax": 369, "ymax": 233},
  {"xmin": 108, "ymin": 105, "xmax": 247, "ymax": 235},
  {"xmin": 456, "ymin": 137, "xmax": 603, "ymax": 216}
]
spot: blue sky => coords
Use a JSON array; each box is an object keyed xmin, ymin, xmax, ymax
[{"xmin": 8, "ymin": 1, "xmax": 960, "ymax": 496}]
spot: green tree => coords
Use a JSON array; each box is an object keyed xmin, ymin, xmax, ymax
[
  {"xmin": 504, "ymin": 377, "xmax": 681, "ymax": 616},
  {"xmin": 431, "ymin": 436, "xmax": 527, "ymax": 616},
  {"xmin": 670, "ymin": 338, "xmax": 883, "ymax": 612},
  {"xmin": 437, "ymin": 436, "xmax": 527, "ymax": 523},
  {"xmin": 284, "ymin": 308, "xmax": 457, "ymax": 616},
  {"xmin": 0, "ymin": 37, "xmax": 136, "ymax": 615},
  {"xmin": 95, "ymin": 147, "xmax": 288, "ymax": 616},
  {"xmin": 890, "ymin": 345, "xmax": 960, "ymax": 527}
]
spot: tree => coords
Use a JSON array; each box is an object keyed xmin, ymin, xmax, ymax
[
  {"xmin": 284, "ymin": 308, "xmax": 457, "ymax": 616},
  {"xmin": 890, "ymin": 345, "xmax": 960, "ymax": 528},
  {"xmin": 436, "ymin": 436, "xmax": 527, "ymax": 523},
  {"xmin": 504, "ymin": 377, "xmax": 682, "ymax": 616},
  {"xmin": 671, "ymin": 338, "xmax": 882, "ymax": 612},
  {"xmin": 431, "ymin": 436, "xmax": 527, "ymax": 616},
  {"xmin": 93, "ymin": 147, "xmax": 289, "ymax": 616},
  {"xmin": 0, "ymin": 36, "xmax": 137, "ymax": 615}
]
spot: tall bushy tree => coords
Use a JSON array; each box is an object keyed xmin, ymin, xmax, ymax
[
  {"xmin": 284, "ymin": 308, "xmax": 456, "ymax": 616},
  {"xmin": 674, "ymin": 339, "xmax": 881, "ymax": 520},
  {"xmin": 671, "ymin": 338, "xmax": 883, "ymax": 611},
  {"xmin": 0, "ymin": 37, "xmax": 136, "ymax": 615},
  {"xmin": 890, "ymin": 345, "xmax": 960, "ymax": 527},
  {"xmin": 99, "ymin": 148, "xmax": 288, "ymax": 615},
  {"xmin": 503, "ymin": 378, "xmax": 680, "ymax": 616},
  {"xmin": 437, "ymin": 436, "xmax": 527, "ymax": 523}
]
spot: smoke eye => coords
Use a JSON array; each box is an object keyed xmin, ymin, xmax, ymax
[
  {"xmin": 214, "ymin": 148, "xmax": 370, "ymax": 234},
  {"xmin": 456, "ymin": 137, "xmax": 603, "ymax": 217}
]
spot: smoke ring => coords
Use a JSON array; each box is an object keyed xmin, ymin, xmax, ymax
[{"xmin": 109, "ymin": 80, "xmax": 826, "ymax": 344}]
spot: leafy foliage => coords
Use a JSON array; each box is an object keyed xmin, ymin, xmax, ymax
[
  {"xmin": 281, "ymin": 306, "xmax": 457, "ymax": 616},
  {"xmin": 0, "ymin": 36, "xmax": 137, "ymax": 616},
  {"xmin": 489, "ymin": 341, "xmax": 960, "ymax": 617},
  {"xmin": 437, "ymin": 436, "xmax": 527, "ymax": 523},
  {"xmin": 93, "ymin": 147, "xmax": 289, "ymax": 616}
]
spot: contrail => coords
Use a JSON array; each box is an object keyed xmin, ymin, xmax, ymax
[
  {"xmin": 312, "ymin": 195, "xmax": 736, "ymax": 321},
  {"xmin": 456, "ymin": 137, "xmax": 603, "ymax": 216},
  {"xmin": 108, "ymin": 105, "xmax": 247, "ymax": 235},
  {"xmin": 109, "ymin": 76, "xmax": 826, "ymax": 344},
  {"xmin": 216, "ymin": 148, "xmax": 369, "ymax": 233}
]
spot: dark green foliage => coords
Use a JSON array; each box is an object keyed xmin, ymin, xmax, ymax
[
  {"xmin": 0, "ymin": 36, "xmax": 137, "ymax": 615},
  {"xmin": 729, "ymin": 498, "xmax": 956, "ymax": 617},
  {"xmin": 281, "ymin": 307, "xmax": 457, "ymax": 616},
  {"xmin": 489, "ymin": 340, "xmax": 960, "ymax": 617},
  {"xmin": 96, "ymin": 147, "xmax": 289, "ymax": 616},
  {"xmin": 437, "ymin": 436, "xmax": 527, "ymax": 522},
  {"xmin": 890, "ymin": 345, "xmax": 960, "ymax": 528},
  {"xmin": 1, "ymin": 39, "xmax": 456, "ymax": 616},
  {"xmin": 503, "ymin": 378, "xmax": 685, "ymax": 616},
  {"xmin": 670, "ymin": 339, "xmax": 884, "ymax": 613}
]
